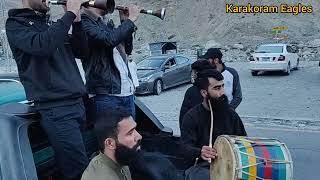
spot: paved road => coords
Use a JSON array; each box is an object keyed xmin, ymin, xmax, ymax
[
  {"xmin": 247, "ymin": 127, "xmax": 320, "ymax": 180},
  {"xmin": 138, "ymin": 61, "xmax": 320, "ymax": 133},
  {"xmin": 138, "ymin": 61, "xmax": 320, "ymax": 180}
]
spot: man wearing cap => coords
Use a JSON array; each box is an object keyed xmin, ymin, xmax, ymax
[
  {"xmin": 179, "ymin": 60, "xmax": 215, "ymax": 128},
  {"xmin": 201, "ymin": 48, "xmax": 242, "ymax": 109}
]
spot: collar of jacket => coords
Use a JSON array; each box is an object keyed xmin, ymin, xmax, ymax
[
  {"xmin": 98, "ymin": 152, "xmax": 123, "ymax": 172},
  {"xmin": 8, "ymin": 8, "xmax": 47, "ymax": 18},
  {"xmin": 82, "ymin": 8, "xmax": 102, "ymax": 21}
]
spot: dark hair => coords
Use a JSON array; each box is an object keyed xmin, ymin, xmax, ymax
[
  {"xmin": 202, "ymin": 48, "xmax": 223, "ymax": 64},
  {"xmin": 191, "ymin": 60, "xmax": 215, "ymax": 72},
  {"xmin": 195, "ymin": 69, "xmax": 224, "ymax": 90},
  {"xmin": 94, "ymin": 108, "xmax": 132, "ymax": 151}
]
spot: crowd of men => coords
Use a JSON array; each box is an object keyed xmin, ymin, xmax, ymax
[{"xmin": 5, "ymin": 0, "xmax": 246, "ymax": 179}]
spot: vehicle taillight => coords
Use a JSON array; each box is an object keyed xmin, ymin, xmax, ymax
[
  {"xmin": 249, "ymin": 56, "xmax": 255, "ymax": 61},
  {"xmin": 278, "ymin": 55, "xmax": 285, "ymax": 61}
]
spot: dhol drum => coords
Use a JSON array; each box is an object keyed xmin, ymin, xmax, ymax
[{"xmin": 211, "ymin": 135, "xmax": 293, "ymax": 180}]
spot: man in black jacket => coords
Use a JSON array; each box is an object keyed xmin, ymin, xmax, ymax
[
  {"xmin": 81, "ymin": 3, "xmax": 140, "ymax": 119},
  {"xmin": 6, "ymin": 0, "xmax": 89, "ymax": 179},
  {"xmin": 179, "ymin": 60, "xmax": 215, "ymax": 128},
  {"xmin": 181, "ymin": 69, "xmax": 246, "ymax": 179}
]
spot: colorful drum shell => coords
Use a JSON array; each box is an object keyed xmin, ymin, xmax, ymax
[{"xmin": 211, "ymin": 135, "xmax": 293, "ymax": 180}]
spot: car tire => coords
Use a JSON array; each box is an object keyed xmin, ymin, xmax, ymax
[
  {"xmin": 251, "ymin": 71, "xmax": 258, "ymax": 76},
  {"xmin": 284, "ymin": 62, "xmax": 291, "ymax": 76},
  {"xmin": 293, "ymin": 58, "xmax": 299, "ymax": 70},
  {"xmin": 153, "ymin": 79, "xmax": 162, "ymax": 95}
]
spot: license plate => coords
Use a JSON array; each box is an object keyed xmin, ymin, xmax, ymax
[{"xmin": 261, "ymin": 57, "xmax": 270, "ymax": 61}]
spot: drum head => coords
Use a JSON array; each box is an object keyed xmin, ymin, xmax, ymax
[{"xmin": 211, "ymin": 136, "xmax": 236, "ymax": 180}]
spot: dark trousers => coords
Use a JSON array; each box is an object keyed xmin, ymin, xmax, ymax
[
  {"xmin": 184, "ymin": 163, "xmax": 210, "ymax": 180},
  {"xmin": 93, "ymin": 94, "xmax": 136, "ymax": 119},
  {"xmin": 38, "ymin": 102, "xmax": 89, "ymax": 180}
]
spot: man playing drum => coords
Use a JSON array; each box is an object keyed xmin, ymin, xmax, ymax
[{"xmin": 180, "ymin": 69, "xmax": 247, "ymax": 180}]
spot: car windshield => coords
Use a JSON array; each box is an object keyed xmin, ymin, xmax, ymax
[
  {"xmin": 137, "ymin": 57, "xmax": 166, "ymax": 69},
  {"xmin": 255, "ymin": 46, "xmax": 283, "ymax": 53}
]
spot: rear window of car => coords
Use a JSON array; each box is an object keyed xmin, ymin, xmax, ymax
[{"xmin": 255, "ymin": 46, "xmax": 283, "ymax": 53}]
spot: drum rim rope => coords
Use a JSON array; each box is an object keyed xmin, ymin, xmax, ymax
[
  {"xmin": 234, "ymin": 150, "xmax": 293, "ymax": 167},
  {"xmin": 213, "ymin": 135, "xmax": 294, "ymax": 180}
]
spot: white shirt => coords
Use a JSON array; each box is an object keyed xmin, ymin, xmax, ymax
[
  {"xmin": 222, "ymin": 70, "xmax": 234, "ymax": 103},
  {"xmin": 128, "ymin": 60, "xmax": 139, "ymax": 88},
  {"xmin": 110, "ymin": 48, "xmax": 134, "ymax": 97}
]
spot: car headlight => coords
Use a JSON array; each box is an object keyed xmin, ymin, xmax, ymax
[{"xmin": 139, "ymin": 75, "xmax": 153, "ymax": 82}]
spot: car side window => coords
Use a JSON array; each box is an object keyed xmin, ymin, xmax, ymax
[
  {"xmin": 287, "ymin": 46, "xmax": 293, "ymax": 53},
  {"xmin": 175, "ymin": 56, "xmax": 188, "ymax": 65},
  {"xmin": 165, "ymin": 58, "xmax": 176, "ymax": 69},
  {"xmin": 291, "ymin": 46, "xmax": 298, "ymax": 53}
]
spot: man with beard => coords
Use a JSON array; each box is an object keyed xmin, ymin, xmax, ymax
[
  {"xmin": 201, "ymin": 48, "xmax": 243, "ymax": 109},
  {"xmin": 81, "ymin": 108, "xmax": 142, "ymax": 180},
  {"xmin": 180, "ymin": 69, "xmax": 246, "ymax": 180},
  {"xmin": 179, "ymin": 60, "xmax": 215, "ymax": 128},
  {"xmin": 6, "ymin": 0, "xmax": 89, "ymax": 179}
]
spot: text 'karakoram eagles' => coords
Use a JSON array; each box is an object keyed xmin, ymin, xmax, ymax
[{"xmin": 226, "ymin": 3, "xmax": 313, "ymax": 15}]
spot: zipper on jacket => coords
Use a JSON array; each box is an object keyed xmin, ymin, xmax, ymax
[{"xmin": 120, "ymin": 168, "xmax": 127, "ymax": 180}]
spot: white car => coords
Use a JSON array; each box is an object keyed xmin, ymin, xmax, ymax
[{"xmin": 249, "ymin": 43, "xmax": 299, "ymax": 76}]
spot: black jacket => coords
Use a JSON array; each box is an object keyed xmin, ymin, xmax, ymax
[
  {"xmin": 180, "ymin": 103, "xmax": 247, "ymax": 166},
  {"xmin": 6, "ymin": 9, "xmax": 87, "ymax": 108},
  {"xmin": 81, "ymin": 10, "xmax": 136, "ymax": 95},
  {"xmin": 179, "ymin": 85, "xmax": 203, "ymax": 128},
  {"xmin": 179, "ymin": 64, "xmax": 243, "ymax": 127}
]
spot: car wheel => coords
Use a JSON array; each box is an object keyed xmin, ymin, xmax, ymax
[
  {"xmin": 251, "ymin": 71, "xmax": 258, "ymax": 76},
  {"xmin": 293, "ymin": 58, "xmax": 299, "ymax": 70},
  {"xmin": 153, "ymin": 79, "xmax": 162, "ymax": 95},
  {"xmin": 284, "ymin": 62, "xmax": 291, "ymax": 75}
]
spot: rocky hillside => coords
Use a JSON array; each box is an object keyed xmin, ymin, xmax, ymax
[
  {"xmin": 3, "ymin": 0, "xmax": 320, "ymax": 62},
  {"xmin": 117, "ymin": 0, "xmax": 320, "ymax": 62}
]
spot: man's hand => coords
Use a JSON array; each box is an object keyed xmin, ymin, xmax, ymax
[
  {"xmin": 201, "ymin": 146, "xmax": 217, "ymax": 162},
  {"xmin": 74, "ymin": 9, "xmax": 81, "ymax": 22},
  {"xmin": 66, "ymin": 0, "xmax": 82, "ymax": 20},
  {"xmin": 127, "ymin": 5, "xmax": 141, "ymax": 22},
  {"xmin": 119, "ymin": 8, "xmax": 129, "ymax": 22}
]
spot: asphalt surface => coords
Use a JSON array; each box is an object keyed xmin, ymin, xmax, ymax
[
  {"xmin": 247, "ymin": 127, "xmax": 320, "ymax": 180},
  {"xmin": 138, "ymin": 61, "xmax": 320, "ymax": 134},
  {"xmin": 138, "ymin": 61, "xmax": 320, "ymax": 180}
]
